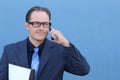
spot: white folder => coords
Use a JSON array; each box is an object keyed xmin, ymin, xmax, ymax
[{"xmin": 9, "ymin": 63, "xmax": 34, "ymax": 80}]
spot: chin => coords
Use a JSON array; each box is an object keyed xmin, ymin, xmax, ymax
[{"xmin": 36, "ymin": 36, "xmax": 46, "ymax": 41}]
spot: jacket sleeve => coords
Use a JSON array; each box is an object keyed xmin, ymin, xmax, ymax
[
  {"xmin": 64, "ymin": 43, "xmax": 90, "ymax": 76},
  {"xmin": 0, "ymin": 46, "xmax": 8, "ymax": 80}
]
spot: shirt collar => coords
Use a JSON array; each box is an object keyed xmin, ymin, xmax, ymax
[{"xmin": 27, "ymin": 37, "xmax": 45, "ymax": 53}]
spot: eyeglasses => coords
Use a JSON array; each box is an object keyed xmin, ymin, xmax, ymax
[{"xmin": 27, "ymin": 21, "xmax": 51, "ymax": 28}]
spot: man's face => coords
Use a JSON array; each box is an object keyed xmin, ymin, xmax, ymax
[{"xmin": 26, "ymin": 11, "xmax": 50, "ymax": 43}]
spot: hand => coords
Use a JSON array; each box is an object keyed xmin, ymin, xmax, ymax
[{"xmin": 50, "ymin": 27, "xmax": 70, "ymax": 47}]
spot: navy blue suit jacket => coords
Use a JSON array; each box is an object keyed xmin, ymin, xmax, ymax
[{"xmin": 0, "ymin": 38, "xmax": 90, "ymax": 80}]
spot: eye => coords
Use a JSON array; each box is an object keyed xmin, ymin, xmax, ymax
[{"xmin": 33, "ymin": 22, "xmax": 40, "ymax": 25}]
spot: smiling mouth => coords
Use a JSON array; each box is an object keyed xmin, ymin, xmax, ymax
[
  {"xmin": 38, "ymin": 33, "xmax": 44, "ymax": 36},
  {"xmin": 36, "ymin": 31, "xmax": 45, "ymax": 36}
]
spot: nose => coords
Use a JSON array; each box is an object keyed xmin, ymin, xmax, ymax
[{"xmin": 38, "ymin": 23, "xmax": 44, "ymax": 29}]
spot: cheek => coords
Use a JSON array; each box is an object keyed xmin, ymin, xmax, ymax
[
  {"xmin": 42, "ymin": 28, "xmax": 49, "ymax": 33},
  {"xmin": 45, "ymin": 29, "xmax": 49, "ymax": 32},
  {"xmin": 28, "ymin": 28, "xmax": 36, "ymax": 35}
]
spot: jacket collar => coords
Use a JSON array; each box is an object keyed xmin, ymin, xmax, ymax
[
  {"xmin": 16, "ymin": 39, "xmax": 29, "ymax": 68},
  {"xmin": 16, "ymin": 38, "xmax": 56, "ymax": 70}
]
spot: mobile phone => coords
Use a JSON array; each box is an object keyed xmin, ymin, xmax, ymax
[
  {"xmin": 49, "ymin": 27, "xmax": 54, "ymax": 40},
  {"xmin": 49, "ymin": 27, "xmax": 58, "ymax": 40}
]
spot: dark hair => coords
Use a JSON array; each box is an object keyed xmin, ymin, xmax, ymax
[{"xmin": 26, "ymin": 6, "xmax": 51, "ymax": 22}]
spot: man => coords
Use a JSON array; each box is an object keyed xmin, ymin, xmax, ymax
[{"xmin": 0, "ymin": 6, "xmax": 90, "ymax": 80}]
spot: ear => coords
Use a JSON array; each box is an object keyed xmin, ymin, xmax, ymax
[{"xmin": 25, "ymin": 22, "xmax": 29, "ymax": 30}]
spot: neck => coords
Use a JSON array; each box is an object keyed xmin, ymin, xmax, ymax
[{"xmin": 29, "ymin": 37, "xmax": 45, "ymax": 47}]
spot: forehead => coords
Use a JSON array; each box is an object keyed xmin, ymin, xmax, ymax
[{"xmin": 30, "ymin": 11, "xmax": 49, "ymax": 22}]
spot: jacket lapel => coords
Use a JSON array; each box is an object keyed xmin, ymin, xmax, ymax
[
  {"xmin": 16, "ymin": 39, "xmax": 29, "ymax": 68},
  {"xmin": 15, "ymin": 38, "xmax": 55, "ymax": 76},
  {"xmin": 38, "ymin": 39, "xmax": 54, "ymax": 76}
]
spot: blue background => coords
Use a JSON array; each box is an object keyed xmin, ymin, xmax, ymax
[{"xmin": 0, "ymin": 0, "xmax": 120, "ymax": 80}]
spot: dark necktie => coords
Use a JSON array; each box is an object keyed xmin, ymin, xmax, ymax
[{"xmin": 31, "ymin": 48, "xmax": 39, "ymax": 80}]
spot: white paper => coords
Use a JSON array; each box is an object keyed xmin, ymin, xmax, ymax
[{"xmin": 9, "ymin": 63, "xmax": 32, "ymax": 80}]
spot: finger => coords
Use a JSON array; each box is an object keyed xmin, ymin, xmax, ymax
[{"xmin": 53, "ymin": 34, "xmax": 58, "ymax": 40}]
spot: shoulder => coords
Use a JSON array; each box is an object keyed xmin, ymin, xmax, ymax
[
  {"xmin": 4, "ymin": 38, "xmax": 27, "ymax": 50},
  {"xmin": 45, "ymin": 38, "xmax": 64, "ymax": 49}
]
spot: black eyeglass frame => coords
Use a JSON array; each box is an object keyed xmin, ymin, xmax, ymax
[{"xmin": 27, "ymin": 21, "xmax": 51, "ymax": 28}]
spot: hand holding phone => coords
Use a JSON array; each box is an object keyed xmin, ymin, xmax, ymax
[{"xmin": 49, "ymin": 27, "xmax": 70, "ymax": 47}]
